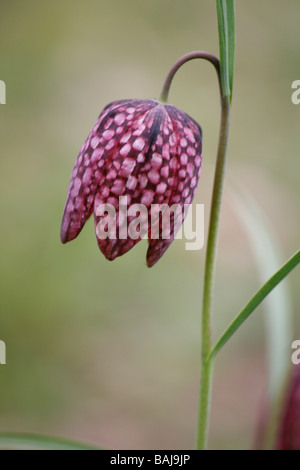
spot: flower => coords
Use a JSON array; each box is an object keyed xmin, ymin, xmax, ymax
[
  {"xmin": 275, "ymin": 364, "xmax": 300, "ymax": 450},
  {"xmin": 255, "ymin": 364, "xmax": 300, "ymax": 450},
  {"xmin": 61, "ymin": 99, "xmax": 202, "ymax": 266}
]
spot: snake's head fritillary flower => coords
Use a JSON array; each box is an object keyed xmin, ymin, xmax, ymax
[
  {"xmin": 61, "ymin": 98, "xmax": 202, "ymax": 266},
  {"xmin": 255, "ymin": 365, "xmax": 300, "ymax": 450},
  {"xmin": 275, "ymin": 364, "xmax": 300, "ymax": 450}
]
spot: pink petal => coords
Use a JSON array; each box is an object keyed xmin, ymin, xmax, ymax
[
  {"xmin": 93, "ymin": 102, "xmax": 175, "ymax": 260},
  {"xmin": 146, "ymin": 105, "xmax": 202, "ymax": 267},
  {"xmin": 61, "ymin": 98, "xmax": 202, "ymax": 267},
  {"xmin": 61, "ymin": 100, "xmax": 149, "ymax": 243}
]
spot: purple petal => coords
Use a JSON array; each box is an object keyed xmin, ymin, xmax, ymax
[
  {"xmin": 61, "ymin": 98, "xmax": 202, "ymax": 266},
  {"xmin": 93, "ymin": 101, "xmax": 176, "ymax": 260},
  {"xmin": 61, "ymin": 99, "xmax": 150, "ymax": 243},
  {"xmin": 147, "ymin": 105, "xmax": 202, "ymax": 267}
]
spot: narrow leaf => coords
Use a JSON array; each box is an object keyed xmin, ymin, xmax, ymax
[
  {"xmin": 0, "ymin": 433, "xmax": 99, "ymax": 450},
  {"xmin": 209, "ymin": 249, "xmax": 300, "ymax": 360},
  {"xmin": 231, "ymin": 188, "xmax": 293, "ymax": 449},
  {"xmin": 216, "ymin": 0, "xmax": 235, "ymax": 100},
  {"xmin": 231, "ymin": 189, "xmax": 292, "ymax": 399}
]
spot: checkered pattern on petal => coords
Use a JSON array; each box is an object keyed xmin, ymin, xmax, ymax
[{"xmin": 61, "ymin": 98, "xmax": 202, "ymax": 266}]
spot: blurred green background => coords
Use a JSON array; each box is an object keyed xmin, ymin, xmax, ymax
[{"xmin": 0, "ymin": 0, "xmax": 299, "ymax": 450}]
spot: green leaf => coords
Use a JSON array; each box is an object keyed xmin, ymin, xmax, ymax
[
  {"xmin": 231, "ymin": 188, "xmax": 292, "ymax": 399},
  {"xmin": 0, "ymin": 433, "xmax": 100, "ymax": 450},
  {"xmin": 230, "ymin": 188, "xmax": 293, "ymax": 449},
  {"xmin": 233, "ymin": 189, "xmax": 293, "ymax": 450},
  {"xmin": 209, "ymin": 249, "xmax": 300, "ymax": 360},
  {"xmin": 216, "ymin": 0, "xmax": 235, "ymax": 100}
]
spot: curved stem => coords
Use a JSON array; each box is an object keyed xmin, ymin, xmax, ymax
[
  {"xmin": 197, "ymin": 96, "xmax": 231, "ymax": 449},
  {"xmin": 159, "ymin": 51, "xmax": 221, "ymax": 103}
]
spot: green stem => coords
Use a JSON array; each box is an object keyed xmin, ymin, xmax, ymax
[
  {"xmin": 196, "ymin": 354, "xmax": 214, "ymax": 450},
  {"xmin": 159, "ymin": 51, "xmax": 221, "ymax": 103},
  {"xmin": 158, "ymin": 50, "xmax": 230, "ymax": 450},
  {"xmin": 196, "ymin": 96, "xmax": 231, "ymax": 450}
]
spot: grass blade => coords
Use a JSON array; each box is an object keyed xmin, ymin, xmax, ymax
[
  {"xmin": 216, "ymin": 0, "xmax": 235, "ymax": 100},
  {"xmin": 231, "ymin": 189, "xmax": 292, "ymax": 399},
  {"xmin": 0, "ymin": 433, "xmax": 99, "ymax": 450},
  {"xmin": 209, "ymin": 249, "xmax": 300, "ymax": 360}
]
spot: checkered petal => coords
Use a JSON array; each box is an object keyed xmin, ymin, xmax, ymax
[
  {"xmin": 61, "ymin": 98, "xmax": 202, "ymax": 266},
  {"xmin": 147, "ymin": 105, "xmax": 202, "ymax": 266}
]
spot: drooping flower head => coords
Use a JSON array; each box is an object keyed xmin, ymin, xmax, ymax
[{"xmin": 61, "ymin": 98, "xmax": 202, "ymax": 266}]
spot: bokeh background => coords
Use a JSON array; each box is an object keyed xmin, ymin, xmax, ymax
[{"xmin": 0, "ymin": 0, "xmax": 299, "ymax": 450}]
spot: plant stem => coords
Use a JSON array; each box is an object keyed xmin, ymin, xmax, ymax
[
  {"xmin": 196, "ymin": 96, "xmax": 231, "ymax": 450},
  {"xmin": 159, "ymin": 50, "xmax": 231, "ymax": 449},
  {"xmin": 159, "ymin": 51, "xmax": 221, "ymax": 103}
]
